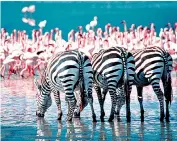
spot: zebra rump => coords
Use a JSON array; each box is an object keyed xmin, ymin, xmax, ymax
[
  {"xmin": 92, "ymin": 46, "xmax": 135, "ymax": 122},
  {"xmin": 35, "ymin": 50, "xmax": 96, "ymax": 121},
  {"xmin": 131, "ymin": 46, "xmax": 173, "ymax": 121}
]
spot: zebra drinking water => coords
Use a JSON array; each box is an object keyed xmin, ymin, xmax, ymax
[
  {"xmin": 131, "ymin": 46, "xmax": 173, "ymax": 122},
  {"xmin": 34, "ymin": 50, "xmax": 97, "ymax": 122},
  {"xmin": 92, "ymin": 47, "xmax": 135, "ymax": 122}
]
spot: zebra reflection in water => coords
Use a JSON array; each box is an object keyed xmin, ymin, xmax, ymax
[{"xmin": 36, "ymin": 117, "xmax": 173, "ymax": 140}]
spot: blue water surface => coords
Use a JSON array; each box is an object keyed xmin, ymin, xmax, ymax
[
  {"xmin": 1, "ymin": 75, "xmax": 177, "ymax": 141},
  {"xmin": 1, "ymin": 1, "xmax": 177, "ymax": 40}
]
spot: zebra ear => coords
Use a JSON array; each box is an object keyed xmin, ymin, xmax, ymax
[{"xmin": 34, "ymin": 78, "xmax": 41, "ymax": 90}]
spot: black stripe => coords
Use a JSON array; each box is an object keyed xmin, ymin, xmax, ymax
[
  {"xmin": 99, "ymin": 62, "xmax": 122, "ymax": 74},
  {"xmin": 106, "ymin": 75, "xmax": 119, "ymax": 80},
  {"xmin": 62, "ymin": 79, "xmax": 74, "ymax": 83},
  {"xmin": 59, "ymin": 74, "xmax": 75, "ymax": 79},
  {"xmin": 104, "ymin": 68, "xmax": 121, "ymax": 76}
]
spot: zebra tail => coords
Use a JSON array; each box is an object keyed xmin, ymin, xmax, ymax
[
  {"xmin": 122, "ymin": 51, "xmax": 128, "ymax": 97},
  {"xmin": 164, "ymin": 52, "xmax": 173, "ymax": 105},
  {"xmin": 81, "ymin": 53, "xmax": 92, "ymax": 108},
  {"xmin": 166, "ymin": 74, "xmax": 173, "ymax": 105}
]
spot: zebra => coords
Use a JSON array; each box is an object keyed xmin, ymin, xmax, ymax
[
  {"xmin": 34, "ymin": 50, "xmax": 97, "ymax": 122},
  {"xmin": 92, "ymin": 47, "xmax": 135, "ymax": 122},
  {"xmin": 131, "ymin": 46, "xmax": 173, "ymax": 122}
]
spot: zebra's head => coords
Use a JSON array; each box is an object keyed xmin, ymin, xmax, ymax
[
  {"xmin": 34, "ymin": 78, "xmax": 52, "ymax": 117},
  {"xmin": 34, "ymin": 78, "xmax": 43, "ymax": 116}
]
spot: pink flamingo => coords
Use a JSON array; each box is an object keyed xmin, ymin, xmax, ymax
[
  {"xmin": 0, "ymin": 50, "xmax": 22, "ymax": 79},
  {"xmin": 19, "ymin": 51, "xmax": 40, "ymax": 78}
]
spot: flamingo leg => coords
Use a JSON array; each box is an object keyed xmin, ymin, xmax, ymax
[
  {"xmin": 0, "ymin": 65, "xmax": 5, "ymax": 78},
  {"xmin": 20, "ymin": 63, "xmax": 28, "ymax": 78}
]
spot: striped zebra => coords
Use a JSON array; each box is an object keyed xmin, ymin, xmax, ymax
[
  {"xmin": 34, "ymin": 50, "xmax": 97, "ymax": 122},
  {"xmin": 131, "ymin": 46, "xmax": 173, "ymax": 122},
  {"xmin": 92, "ymin": 47, "xmax": 135, "ymax": 122}
]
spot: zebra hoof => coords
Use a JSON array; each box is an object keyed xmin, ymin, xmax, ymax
[
  {"xmin": 160, "ymin": 114, "xmax": 164, "ymax": 122},
  {"xmin": 141, "ymin": 116, "xmax": 144, "ymax": 122},
  {"xmin": 100, "ymin": 117, "xmax": 105, "ymax": 122},
  {"xmin": 36, "ymin": 112, "xmax": 44, "ymax": 117},
  {"xmin": 115, "ymin": 115, "xmax": 121, "ymax": 122},
  {"xmin": 166, "ymin": 117, "xmax": 170, "ymax": 122},
  {"xmin": 93, "ymin": 118, "xmax": 97, "ymax": 122},
  {"xmin": 108, "ymin": 115, "xmax": 114, "ymax": 122},
  {"xmin": 160, "ymin": 117, "xmax": 164, "ymax": 122},
  {"xmin": 57, "ymin": 113, "xmax": 63, "ymax": 120},
  {"xmin": 66, "ymin": 117, "xmax": 72, "ymax": 122},
  {"xmin": 108, "ymin": 119, "xmax": 113, "ymax": 122},
  {"xmin": 57, "ymin": 117, "xmax": 62, "ymax": 120},
  {"xmin": 92, "ymin": 115, "xmax": 97, "ymax": 122},
  {"xmin": 73, "ymin": 112, "xmax": 80, "ymax": 118},
  {"xmin": 127, "ymin": 117, "xmax": 131, "ymax": 123}
]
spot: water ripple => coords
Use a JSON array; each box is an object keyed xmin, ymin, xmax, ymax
[{"xmin": 1, "ymin": 77, "xmax": 177, "ymax": 140}]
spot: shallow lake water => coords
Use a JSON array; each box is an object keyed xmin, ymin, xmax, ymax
[{"xmin": 1, "ymin": 74, "xmax": 177, "ymax": 141}]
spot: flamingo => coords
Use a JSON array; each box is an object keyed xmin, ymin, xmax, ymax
[
  {"xmin": 0, "ymin": 50, "xmax": 23, "ymax": 79},
  {"xmin": 28, "ymin": 5, "xmax": 35, "ymax": 13},
  {"xmin": 90, "ymin": 16, "xmax": 98, "ymax": 30},
  {"xmin": 38, "ymin": 20, "xmax": 47, "ymax": 35},
  {"xmin": 28, "ymin": 19, "xmax": 36, "ymax": 26},
  {"xmin": 1, "ymin": 19, "xmax": 177, "ymax": 79},
  {"xmin": 21, "ymin": 6, "xmax": 29, "ymax": 24},
  {"xmin": 21, "ymin": 6, "xmax": 28, "ymax": 13},
  {"xmin": 39, "ymin": 20, "xmax": 47, "ymax": 28},
  {"xmin": 19, "ymin": 51, "xmax": 40, "ymax": 78},
  {"xmin": 22, "ymin": 18, "xmax": 29, "ymax": 23},
  {"xmin": 121, "ymin": 20, "xmax": 127, "ymax": 32},
  {"xmin": 85, "ymin": 24, "xmax": 90, "ymax": 32}
]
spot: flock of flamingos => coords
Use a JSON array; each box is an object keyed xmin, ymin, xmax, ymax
[{"xmin": 0, "ymin": 5, "xmax": 177, "ymax": 87}]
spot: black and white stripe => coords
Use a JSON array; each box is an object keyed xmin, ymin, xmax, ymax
[
  {"xmin": 131, "ymin": 46, "xmax": 173, "ymax": 121},
  {"xmin": 92, "ymin": 47, "xmax": 135, "ymax": 122},
  {"xmin": 35, "ymin": 50, "xmax": 96, "ymax": 122}
]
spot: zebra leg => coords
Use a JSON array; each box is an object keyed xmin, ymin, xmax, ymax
[
  {"xmin": 66, "ymin": 96, "xmax": 76, "ymax": 122},
  {"xmin": 53, "ymin": 91, "xmax": 62, "ymax": 120},
  {"xmin": 108, "ymin": 89, "xmax": 117, "ymax": 122},
  {"xmin": 87, "ymin": 95, "xmax": 97, "ymax": 122},
  {"xmin": 101, "ymin": 89, "xmax": 107, "ymax": 121},
  {"xmin": 86, "ymin": 86, "xmax": 97, "ymax": 122},
  {"xmin": 162, "ymin": 76, "xmax": 172, "ymax": 122},
  {"xmin": 136, "ymin": 86, "xmax": 144, "ymax": 122},
  {"xmin": 46, "ymin": 95, "xmax": 52, "ymax": 109},
  {"xmin": 115, "ymin": 84, "xmax": 126, "ymax": 121},
  {"xmin": 36, "ymin": 95, "xmax": 51, "ymax": 117},
  {"xmin": 126, "ymin": 84, "xmax": 132, "ymax": 122},
  {"xmin": 94, "ymin": 85, "xmax": 105, "ymax": 122},
  {"xmin": 73, "ymin": 90, "xmax": 84, "ymax": 118},
  {"xmin": 152, "ymin": 83, "xmax": 165, "ymax": 122},
  {"xmin": 165, "ymin": 99, "xmax": 170, "ymax": 122}
]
